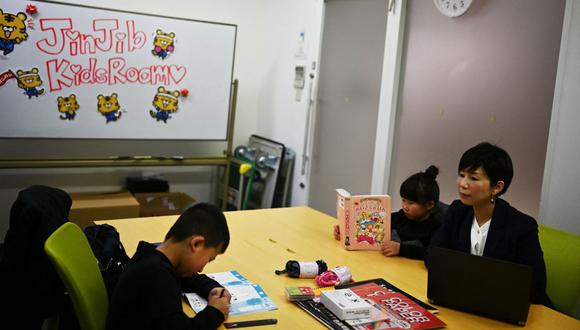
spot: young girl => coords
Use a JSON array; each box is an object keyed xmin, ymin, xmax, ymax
[
  {"xmin": 334, "ymin": 165, "xmax": 447, "ymax": 260},
  {"xmin": 429, "ymin": 142, "xmax": 552, "ymax": 306}
]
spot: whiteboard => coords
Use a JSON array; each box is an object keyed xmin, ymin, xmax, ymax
[{"xmin": 0, "ymin": 0, "xmax": 236, "ymax": 140}]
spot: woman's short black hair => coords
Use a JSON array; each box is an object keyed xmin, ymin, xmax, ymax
[
  {"xmin": 165, "ymin": 203, "xmax": 230, "ymax": 253},
  {"xmin": 458, "ymin": 142, "xmax": 513, "ymax": 196},
  {"xmin": 400, "ymin": 165, "xmax": 440, "ymax": 205}
]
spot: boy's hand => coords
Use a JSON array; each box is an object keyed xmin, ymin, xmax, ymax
[
  {"xmin": 381, "ymin": 240, "xmax": 400, "ymax": 257},
  {"xmin": 208, "ymin": 287, "xmax": 231, "ymax": 318},
  {"xmin": 333, "ymin": 225, "xmax": 340, "ymax": 241}
]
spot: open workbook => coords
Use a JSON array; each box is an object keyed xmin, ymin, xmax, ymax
[{"xmin": 183, "ymin": 270, "xmax": 277, "ymax": 316}]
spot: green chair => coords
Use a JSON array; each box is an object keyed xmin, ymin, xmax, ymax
[
  {"xmin": 538, "ymin": 225, "xmax": 580, "ymax": 317},
  {"xmin": 44, "ymin": 222, "xmax": 109, "ymax": 330}
]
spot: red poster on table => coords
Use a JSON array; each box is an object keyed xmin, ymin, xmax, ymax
[{"xmin": 350, "ymin": 283, "xmax": 446, "ymax": 329}]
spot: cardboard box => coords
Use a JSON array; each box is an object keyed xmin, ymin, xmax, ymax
[
  {"xmin": 69, "ymin": 191, "xmax": 140, "ymax": 229},
  {"xmin": 134, "ymin": 192, "xmax": 195, "ymax": 217}
]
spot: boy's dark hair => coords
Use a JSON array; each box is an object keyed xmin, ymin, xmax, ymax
[
  {"xmin": 400, "ymin": 165, "xmax": 440, "ymax": 205},
  {"xmin": 165, "ymin": 203, "xmax": 230, "ymax": 253},
  {"xmin": 458, "ymin": 142, "xmax": 513, "ymax": 196}
]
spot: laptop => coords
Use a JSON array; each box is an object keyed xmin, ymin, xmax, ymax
[{"xmin": 426, "ymin": 246, "xmax": 532, "ymax": 326}]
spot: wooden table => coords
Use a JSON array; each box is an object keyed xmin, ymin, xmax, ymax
[{"xmin": 98, "ymin": 207, "xmax": 580, "ymax": 329}]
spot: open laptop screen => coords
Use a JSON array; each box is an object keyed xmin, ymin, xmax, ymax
[{"xmin": 426, "ymin": 246, "xmax": 532, "ymax": 326}]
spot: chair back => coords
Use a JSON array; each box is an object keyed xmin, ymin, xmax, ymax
[
  {"xmin": 539, "ymin": 225, "xmax": 580, "ymax": 317},
  {"xmin": 45, "ymin": 222, "xmax": 109, "ymax": 330}
]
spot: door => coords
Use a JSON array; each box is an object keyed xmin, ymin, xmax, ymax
[{"xmin": 308, "ymin": 0, "xmax": 389, "ymax": 216}]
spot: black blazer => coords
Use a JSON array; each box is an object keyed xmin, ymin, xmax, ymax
[{"xmin": 429, "ymin": 199, "xmax": 552, "ymax": 306}]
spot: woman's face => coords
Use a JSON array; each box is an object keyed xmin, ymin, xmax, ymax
[
  {"xmin": 401, "ymin": 198, "xmax": 434, "ymax": 221},
  {"xmin": 456, "ymin": 166, "xmax": 494, "ymax": 206}
]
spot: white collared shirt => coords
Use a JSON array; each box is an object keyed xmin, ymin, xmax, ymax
[{"xmin": 470, "ymin": 217, "xmax": 491, "ymax": 256}]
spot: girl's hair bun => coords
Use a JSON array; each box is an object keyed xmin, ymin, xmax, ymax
[{"xmin": 424, "ymin": 165, "xmax": 439, "ymax": 179}]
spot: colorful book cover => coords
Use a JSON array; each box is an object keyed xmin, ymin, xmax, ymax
[
  {"xmin": 313, "ymin": 286, "xmax": 336, "ymax": 298},
  {"xmin": 344, "ymin": 304, "xmax": 392, "ymax": 327},
  {"xmin": 349, "ymin": 304, "xmax": 413, "ymax": 329},
  {"xmin": 336, "ymin": 278, "xmax": 438, "ymax": 314},
  {"xmin": 285, "ymin": 286, "xmax": 316, "ymax": 301},
  {"xmin": 294, "ymin": 299, "xmax": 408, "ymax": 330},
  {"xmin": 350, "ymin": 283, "xmax": 446, "ymax": 330},
  {"xmin": 336, "ymin": 189, "xmax": 391, "ymax": 250}
]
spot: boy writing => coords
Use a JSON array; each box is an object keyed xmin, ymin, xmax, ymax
[{"xmin": 107, "ymin": 203, "xmax": 231, "ymax": 330}]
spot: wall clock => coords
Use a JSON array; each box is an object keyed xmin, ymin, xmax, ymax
[{"xmin": 433, "ymin": 0, "xmax": 473, "ymax": 17}]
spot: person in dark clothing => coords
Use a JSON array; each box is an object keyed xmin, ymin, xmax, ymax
[
  {"xmin": 0, "ymin": 185, "xmax": 71, "ymax": 329},
  {"xmin": 334, "ymin": 166, "xmax": 446, "ymax": 260},
  {"xmin": 428, "ymin": 142, "xmax": 552, "ymax": 307},
  {"xmin": 107, "ymin": 203, "xmax": 232, "ymax": 330},
  {"xmin": 381, "ymin": 165, "xmax": 446, "ymax": 260},
  {"xmin": 386, "ymin": 201, "xmax": 447, "ymax": 260}
]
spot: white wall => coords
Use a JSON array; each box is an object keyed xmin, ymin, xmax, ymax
[
  {"xmin": 370, "ymin": 0, "xmax": 578, "ymax": 236},
  {"xmin": 539, "ymin": 0, "xmax": 580, "ymax": 235},
  {"xmin": 0, "ymin": 0, "xmax": 324, "ymax": 241},
  {"xmin": 243, "ymin": 1, "xmax": 324, "ymax": 206},
  {"xmin": 388, "ymin": 0, "xmax": 565, "ymax": 219}
]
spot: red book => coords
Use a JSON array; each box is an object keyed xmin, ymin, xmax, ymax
[{"xmin": 350, "ymin": 283, "xmax": 446, "ymax": 329}]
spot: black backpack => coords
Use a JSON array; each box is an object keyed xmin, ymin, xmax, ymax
[{"xmin": 83, "ymin": 224, "xmax": 130, "ymax": 298}]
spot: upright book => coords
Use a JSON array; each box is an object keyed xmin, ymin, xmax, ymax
[{"xmin": 336, "ymin": 189, "xmax": 391, "ymax": 250}]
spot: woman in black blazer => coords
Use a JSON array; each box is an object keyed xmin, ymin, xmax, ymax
[{"xmin": 429, "ymin": 142, "xmax": 552, "ymax": 306}]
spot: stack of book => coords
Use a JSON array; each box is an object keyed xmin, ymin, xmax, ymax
[
  {"xmin": 285, "ymin": 286, "xmax": 316, "ymax": 301},
  {"xmin": 294, "ymin": 278, "xmax": 446, "ymax": 330}
]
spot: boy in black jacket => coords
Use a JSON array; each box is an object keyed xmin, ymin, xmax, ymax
[{"xmin": 107, "ymin": 203, "xmax": 232, "ymax": 330}]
